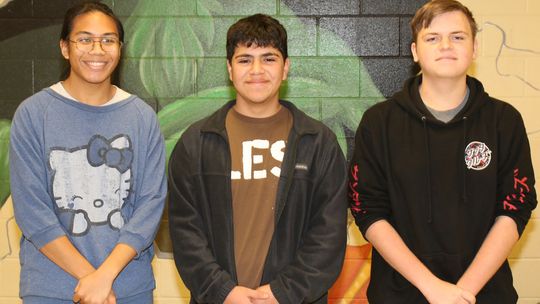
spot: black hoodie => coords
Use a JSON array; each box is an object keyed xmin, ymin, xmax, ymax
[{"xmin": 349, "ymin": 75, "xmax": 537, "ymax": 303}]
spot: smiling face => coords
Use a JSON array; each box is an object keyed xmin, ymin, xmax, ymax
[
  {"xmin": 227, "ymin": 44, "xmax": 290, "ymax": 118},
  {"xmin": 60, "ymin": 11, "xmax": 121, "ymax": 87},
  {"xmin": 411, "ymin": 10, "xmax": 477, "ymax": 81}
]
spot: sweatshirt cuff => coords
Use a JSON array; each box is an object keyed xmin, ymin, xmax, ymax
[
  {"xmin": 29, "ymin": 224, "xmax": 66, "ymax": 249},
  {"xmin": 495, "ymin": 213, "xmax": 527, "ymax": 237},
  {"xmin": 357, "ymin": 215, "xmax": 388, "ymax": 238},
  {"xmin": 270, "ymin": 280, "xmax": 291, "ymax": 304},
  {"xmin": 217, "ymin": 279, "xmax": 236, "ymax": 303},
  {"xmin": 118, "ymin": 230, "xmax": 148, "ymax": 257}
]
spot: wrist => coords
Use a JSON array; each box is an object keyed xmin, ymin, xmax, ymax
[
  {"xmin": 95, "ymin": 264, "xmax": 117, "ymax": 283},
  {"xmin": 456, "ymin": 279, "xmax": 476, "ymax": 296},
  {"xmin": 417, "ymin": 275, "xmax": 441, "ymax": 298},
  {"xmin": 74, "ymin": 265, "xmax": 96, "ymax": 280}
]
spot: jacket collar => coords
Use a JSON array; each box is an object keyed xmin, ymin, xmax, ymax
[{"xmin": 200, "ymin": 99, "xmax": 320, "ymax": 137}]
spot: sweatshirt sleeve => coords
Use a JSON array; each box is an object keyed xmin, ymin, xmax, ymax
[
  {"xmin": 10, "ymin": 102, "xmax": 67, "ymax": 249},
  {"xmin": 117, "ymin": 112, "xmax": 167, "ymax": 256},
  {"xmin": 269, "ymin": 132, "xmax": 348, "ymax": 304},
  {"xmin": 348, "ymin": 110, "xmax": 392, "ymax": 237},
  {"xmin": 495, "ymin": 104, "xmax": 537, "ymax": 236},
  {"xmin": 167, "ymin": 132, "xmax": 235, "ymax": 304}
]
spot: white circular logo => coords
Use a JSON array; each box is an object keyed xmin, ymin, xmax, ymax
[{"xmin": 464, "ymin": 141, "xmax": 492, "ymax": 170}]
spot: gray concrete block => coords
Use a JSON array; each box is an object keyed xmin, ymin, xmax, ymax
[
  {"xmin": 320, "ymin": 17, "xmax": 399, "ymax": 56},
  {"xmin": 281, "ymin": 0, "xmax": 360, "ymax": 16}
]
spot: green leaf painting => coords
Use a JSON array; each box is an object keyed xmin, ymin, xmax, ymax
[
  {"xmin": 122, "ymin": 0, "xmax": 384, "ymax": 159},
  {"xmin": 0, "ymin": 120, "xmax": 11, "ymax": 208}
]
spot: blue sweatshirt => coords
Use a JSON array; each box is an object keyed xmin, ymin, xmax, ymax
[{"xmin": 10, "ymin": 88, "xmax": 166, "ymax": 300}]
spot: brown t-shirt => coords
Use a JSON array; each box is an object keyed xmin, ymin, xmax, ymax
[{"xmin": 226, "ymin": 106, "xmax": 293, "ymax": 288}]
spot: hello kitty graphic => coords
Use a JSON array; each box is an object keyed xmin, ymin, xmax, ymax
[{"xmin": 49, "ymin": 134, "xmax": 133, "ymax": 236}]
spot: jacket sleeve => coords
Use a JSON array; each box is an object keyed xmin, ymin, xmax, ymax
[
  {"xmin": 117, "ymin": 114, "xmax": 167, "ymax": 256},
  {"xmin": 269, "ymin": 133, "xmax": 348, "ymax": 304},
  {"xmin": 348, "ymin": 111, "xmax": 392, "ymax": 237},
  {"xmin": 167, "ymin": 134, "xmax": 235, "ymax": 303},
  {"xmin": 495, "ymin": 104, "xmax": 537, "ymax": 236},
  {"xmin": 10, "ymin": 103, "xmax": 67, "ymax": 249}
]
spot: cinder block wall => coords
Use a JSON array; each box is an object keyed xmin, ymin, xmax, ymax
[
  {"xmin": 463, "ymin": 1, "xmax": 540, "ymax": 303},
  {"xmin": 0, "ymin": 0, "xmax": 539, "ymax": 303}
]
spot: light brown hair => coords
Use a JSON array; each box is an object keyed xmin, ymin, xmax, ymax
[{"xmin": 410, "ymin": 0, "xmax": 477, "ymax": 42}]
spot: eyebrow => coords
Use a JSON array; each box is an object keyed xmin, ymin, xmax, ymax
[
  {"xmin": 73, "ymin": 31, "xmax": 119, "ymax": 37},
  {"xmin": 423, "ymin": 30, "xmax": 469, "ymax": 36},
  {"xmin": 234, "ymin": 52, "xmax": 281, "ymax": 59}
]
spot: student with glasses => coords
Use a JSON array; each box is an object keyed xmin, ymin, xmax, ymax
[{"xmin": 10, "ymin": 2, "xmax": 166, "ymax": 303}]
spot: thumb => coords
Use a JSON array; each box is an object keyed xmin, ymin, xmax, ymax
[
  {"xmin": 249, "ymin": 289, "xmax": 269, "ymax": 300},
  {"xmin": 460, "ymin": 290, "xmax": 476, "ymax": 304}
]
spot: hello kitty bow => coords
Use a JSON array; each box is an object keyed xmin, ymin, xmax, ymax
[{"xmin": 87, "ymin": 135, "xmax": 133, "ymax": 173}]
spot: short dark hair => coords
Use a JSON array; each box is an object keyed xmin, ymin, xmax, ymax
[
  {"xmin": 410, "ymin": 0, "xmax": 477, "ymax": 43},
  {"xmin": 226, "ymin": 14, "xmax": 288, "ymax": 61},
  {"xmin": 60, "ymin": 1, "xmax": 124, "ymax": 43}
]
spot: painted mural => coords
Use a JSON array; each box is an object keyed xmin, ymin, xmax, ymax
[{"xmin": 2, "ymin": 0, "xmax": 538, "ymax": 302}]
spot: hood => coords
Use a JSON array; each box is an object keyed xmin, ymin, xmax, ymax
[{"xmin": 392, "ymin": 75, "xmax": 490, "ymax": 125}]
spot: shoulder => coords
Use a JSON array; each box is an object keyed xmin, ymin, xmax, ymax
[
  {"xmin": 129, "ymin": 96, "xmax": 157, "ymax": 117},
  {"xmin": 491, "ymin": 98, "xmax": 522, "ymax": 118},
  {"xmin": 125, "ymin": 96, "xmax": 161, "ymax": 129},
  {"xmin": 355, "ymin": 98, "xmax": 396, "ymax": 132},
  {"xmin": 480, "ymin": 96, "xmax": 524, "ymax": 125},
  {"xmin": 13, "ymin": 90, "xmax": 57, "ymax": 124}
]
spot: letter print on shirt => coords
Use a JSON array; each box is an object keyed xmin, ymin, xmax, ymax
[
  {"xmin": 231, "ymin": 139, "xmax": 286, "ymax": 180},
  {"xmin": 49, "ymin": 134, "xmax": 133, "ymax": 236}
]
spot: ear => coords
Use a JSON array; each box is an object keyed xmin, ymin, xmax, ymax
[
  {"xmin": 226, "ymin": 60, "xmax": 233, "ymax": 82},
  {"xmin": 472, "ymin": 37, "xmax": 478, "ymax": 60},
  {"xmin": 60, "ymin": 39, "xmax": 70, "ymax": 60},
  {"xmin": 411, "ymin": 42, "xmax": 419, "ymax": 63},
  {"xmin": 49, "ymin": 150, "xmax": 63, "ymax": 170},
  {"xmin": 282, "ymin": 58, "xmax": 290, "ymax": 81}
]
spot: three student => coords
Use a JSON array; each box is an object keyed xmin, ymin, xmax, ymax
[{"xmin": 9, "ymin": 0, "xmax": 536, "ymax": 303}]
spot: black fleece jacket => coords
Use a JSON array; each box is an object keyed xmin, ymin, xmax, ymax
[
  {"xmin": 349, "ymin": 75, "xmax": 537, "ymax": 303},
  {"xmin": 168, "ymin": 100, "xmax": 348, "ymax": 304}
]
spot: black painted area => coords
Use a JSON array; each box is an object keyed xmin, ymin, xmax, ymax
[
  {"xmin": 281, "ymin": 0, "xmax": 360, "ymax": 15},
  {"xmin": 0, "ymin": 60, "xmax": 33, "ymax": 100},
  {"xmin": 0, "ymin": 99, "xmax": 22, "ymax": 120},
  {"xmin": 320, "ymin": 17, "xmax": 399, "ymax": 56},
  {"xmin": 361, "ymin": 0, "xmax": 428, "ymax": 15},
  {"xmin": 401, "ymin": 16, "xmax": 413, "ymax": 56},
  {"xmin": 34, "ymin": 59, "xmax": 68, "ymax": 92},
  {"xmin": 33, "ymin": 0, "xmax": 92, "ymax": 18},
  {"xmin": 362, "ymin": 58, "xmax": 416, "ymax": 97},
  {"xmin": 0, "ymin": 0, "xmax": 32, "ymax": 18}
]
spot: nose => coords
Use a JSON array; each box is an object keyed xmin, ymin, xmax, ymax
[
  {"xmin": 250, "ymin": 59, "xmax": 263, "ymax": 74},
  {"xmin": 89, "ymin": 40, "xmax": 106, "ymax": 54},
  {"xmin": 440, "ymin": 37, "xmax": 452, "ymax": 50}
]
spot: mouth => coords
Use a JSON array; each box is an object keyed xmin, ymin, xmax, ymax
[
  {"xmin": 246, "ymin": 80, "xmax": 270, "ymax": 85},
  {"xmin": 84, "ymin": 61, "xmax": 108, "ymax": 70},
  {"xmin": 436, "ymin": 57, "xmax": 457, "ymax": 61}
]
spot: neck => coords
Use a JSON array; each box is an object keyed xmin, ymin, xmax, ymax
[
  {"xmin": 62, "ymin": 77, "xmax": 115, "ymax": 106},
  {"xmin": 233, "ymin": 98, "xmax": 282, "ymax": 118},
  {"xmin": 419, "ymin": 74, "xmax": 468, "ymax": 111}
]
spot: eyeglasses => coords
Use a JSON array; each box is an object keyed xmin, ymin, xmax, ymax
[{"xmin": 69, "ymin": 36, "xmax": 122, "ymax": 52}]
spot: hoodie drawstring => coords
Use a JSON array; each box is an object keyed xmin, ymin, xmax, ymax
[
  {"xmin": 422, "ymin": 116, "xmax": 433, "ymax": 223},
  {"xmin": 462, "ymin": 116, "xmax": 468, "ymax": 205}
]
